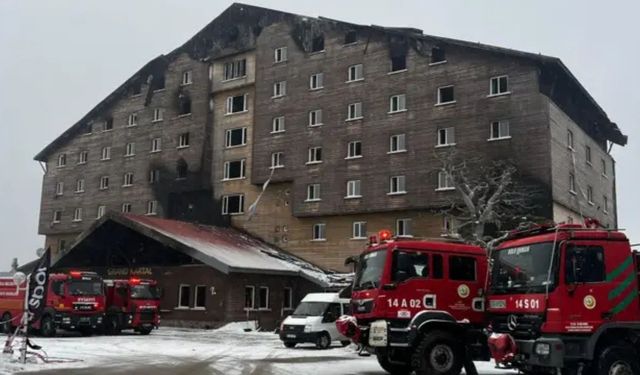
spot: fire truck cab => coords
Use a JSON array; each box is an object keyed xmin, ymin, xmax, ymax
[
  {"xmin": 338, "ymin": 230, "xmax": 489, "ymax": 375},
  {"xmin": 103, "ymin": 278, "xmax": 160, "ymax": 335},
  {"xmin": 487, "ymin": 222, "xmax": 640, "ymax": 374}
]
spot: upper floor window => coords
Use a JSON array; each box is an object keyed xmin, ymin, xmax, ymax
[
  {"xmin": 346, "ymin": 180, "xmax": 362, "ymax": 198},
  {"xmin": 389, "ymin": 175, "xmax": 406, "ymax": 195},
  {"xmin": 312, "ymin": 223, "xmax": 326, "ymax": 241},
  {"xmin": 57, "ymin": 154, "xmax": 66, "ymax": 168},
  {"xmin": 222, "ymin": 194, "xmax": 244, "ymax": 215},
  {"xmin": 347, "ymin": 102, "xmax": 363, "ymax": 121},
  {"xmin": 309, "ymin": 110, "xmax": 323, "ymax": 127},
  {"xmin": 176, "ymin": 160, "xmax": 188, "ymax": 180},
  {"xmin": 306, "ymin": 184, "xmax": 321, "ymax": 201},
  {"xmin": 311, "ymin": 35, "xmax": 324, "ymax": 53},
  {"xmin": 567, "ymin": 129, "xmax": 574, "ymax": 150},
  {"xmin": 347, "ymin": 141, "xmax": 362, "ymax": 159},
  {"xmin": 603, "ymin": 195, "xmax": 609, "ymax": 214},
  {"xmin": 103, "ymin": 118, "xmax": 113, "ymax": 132},
  {"xmin": 569, "ymin": 173, "xmax": 576, "ymax": 194},
  {"xmin": 127, "ymin": 113, "xmax": 137, "ymax": 127},
  {"xmin": 83, "ymin": 123, "xmax": 92, "ymax": 135},
  {"xmin": 73, "ymin": 208, "xmax": 83, "ymax": 222},
  {"xmin": 490, "ymin": 121, "xmax": 510, "ymax": 140},
  {"xmin": 223, "ymin": 159, "xmax": 246, "ymax": 180},
  {"xmin": 307, "ymin": 147, "xmax": 323, "ymax": 164},
  {"xmin": 100, "ymin": 176, "xmax": 109, "ymax": 190},
  {"xmin": 396, "ymin": 218, "xmax": 412, "ymax": 237},
  {"xmin": 437, "ymin": 171, "xmax": 454, "ymax": 191},
  {"xmin": 123, "ymin": 172, "xmax": 134, "ymax": 187},
  {"xmin": 101, "ymin": 147, "xmax": 111, "ymax": 161},
  {"xmin": 489, "ymin": 75, "xmax": 509, "ymax": 96},
  {"xmin": 152, "ymin": 108, "xmax": 164, "ymax": 123},
  {"xmin": 178, "ymin": 133, "xmax": 190, "ymax": 148},
  {"xmin": 146, "ymin": 200, "xmax": 158, "ymax": 215},
  {"xmin": 273, "ymin": 81, "xmax": 287, "ymax": 98},
  {"xmin": 344, "ymin": 30, "xmax": 357, "ymax": 44},
  {"xmin": 226, "ymin": 94, "xmax": 248, "ymax": 114},
  {"xmin": 601, "ymin": 159, "xmax": 608, "ymax": 177},
  {"xmin": 586, "ymin": 145, "xmax": 592, "ymax": 165},
  {"xmin": 431, "ymin": 47, "xmax": 446, "ymax": 64},
  {"xmin": 97, "ymin": 205, "xmax": 106, "ymax": 219},
  {"xmin": 78, "ymin": 151, "xmax": 88, "ymax": 164},
  {"xmin": 309, "ymin": 73, "xmax": 324, "ymax": 90},
  {"xmin": 55, "ymin": 182, "xmax": 64, "ymax": 196},
  {"xmin": 390, "ymin": 134, "xmax": 406, "ymax": 153},
  {"xmin": 272, "ymin": 116, "xmax": 285, "ymax": 133},
  {"xmin": 352, "ymin": 221, "xmax": 367, "ymax": 239},
  {"xmin": 223, "ymin": 59, "xmax": 247, "ymax": 81},
  {"xmin": 178, "ymin": 94, "xmax": 191, "ymax": 115},
  {"xmin": 390, "ymin": 56, "xmax": 407, "ymax": 72},
  {"xmin": 274, "ymin": 47, "xmax": 288, "ymax": 63},
  {"xmin": 181, "ymin": 70, "xmax": 193, "ymax": 85},
  {"xmin": 52, "ymin": 210, "xmax": 62, "ymax": 223},
  {"xmin": 271, "ymin": 152, "xmax": 284, "ymax": 169},
  {"xmin": 122, "ymin": 203, "xmax": 132, "ymax": 213},
  {"xmin": 225, "ymin": 127, "xmax": 247, "ymax": 147},
  {"xmin": 437, "ymin": 85, "xmax": 455, "ymax": 105},
  {"xmin": 587, "ymin": 185, "xmax": 594, "ymax": 205},
  {"xmin": 125, "ymin": 142, "xmax": 136, "ymax": 157},
  {"xmin": 149, "ymin": 169, "xmax": 160, "ymax": 184},
  {"xmin": 151, "ymin": 138, "xmax": 162, "ymax": 152},
  {"xmin": 75, "ymin": 179, "xmax": 85, "ymax": 193},
  {"xmin": 437, "ymin": 127, "xmax": 456, "ymax": 146},
  {"xmin": 347, "ymin": 64, "xmax": 364, "ymax": 82},
  {"xmin": 389, "ymin": 94, "xmax": 407, "ymax": 113}
]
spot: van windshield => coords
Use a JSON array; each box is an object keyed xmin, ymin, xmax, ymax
[
  {"xmin": 353, "ymin": 250, "xmax": 386, "ymax": 291},
  {"xmin": 292, "ymin": 302, "xmax": 329, "ymax": 317}
]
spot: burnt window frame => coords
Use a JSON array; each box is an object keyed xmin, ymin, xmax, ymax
[
  {"xmin": 390, "ymin": 56, "xmax": 407, "ymax": 72},
  {"xmin": 344, "ymin": 30, "xmax": 357, "ymax": 45},
  {"xmin": 311, "ymin": 35, "xmax": 325, "ymax": 53},
  {"xmin": 430, "ymin": 47, "xmax": 446, "ymax": 64},
  {"xmin": 222, "ymin": 194, "xmax": 244, "ymax": 215}
]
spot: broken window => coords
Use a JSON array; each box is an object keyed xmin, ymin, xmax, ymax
[
  {"xmin": 431, "ymin": 47, "xmax": 446, "ymax": 64},
  {"xmin": 437, "ymin": 86, "xmax": 455, "ymax": 104},
  {"xmin": 178, "ymin": 94, "xmax": 192, "ymax": 115},
  {"xmin": 176, "ymin": 159, "xmax": 188, "ymax": 179},
  {"xmin": 223, "ymin": 59, "xmax": 247, "ymax": 81},
  {"xmin": 225, "ymin": 127, "xmax": 247, "ymax": 147},
  {"xmin": 344, "ymin": 30, "xmax": 357, "ymax": 44},
  {"xmin": 154, "ymin": 75, "xmax": 165, "ymax": 90},
  {"xmin": 226, "ymin": 94, "xmax": 247, "ymax": 114},
  {"xmin": 131, "ymin": 82, "xmax": 141, "ymax": 96},
  {"xmin": 103, "ymin": 118, "xmax": 113, "ymax": 131},
  {"xmin": 224, "ymin": 160, "xmax": 245, "ymax": 180},
  {"xmin": 311, "ymin": 35, "xmax": 325, "ymax": 52},
  {"xmin": 390, "ymin": 56, "xmax": 407, "ymax": 72},
  {"xmin": 222, "ymin": 194, "xmax": 244, "ymax": 215}
]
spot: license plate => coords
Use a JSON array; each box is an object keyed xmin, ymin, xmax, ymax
[{"xmin": 286, "ymin": 334, "xmax": 296, "ymax": 339}]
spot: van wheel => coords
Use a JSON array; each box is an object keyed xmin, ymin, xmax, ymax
[
  {"xmin": 40, "ymin": 315, "xmax": 56, "ymax": 337},
  {"xmin": 283, "ymin": 342, "xmax": 296, "ymax": 348},
  {"xmin": 2, "ymin": 313, "xmax": 13, "ymax": 334},
  {"xmin": 316, "ymin": 332, "xmax": 331, "ymax": 349},
  {"xmin": 596, "ymin": 346, "xmax": 639, "ymax": 375},
  {"xmin": 412, "ymin": 330, "xmax": 464, "ymax": 375},
  {"xmin": 341, "ymin": 340, "xmax": 351, "ymax": 347},
  {"xmin": 376, "ymin": 348, "xmax": 412, "ymax": 375}
]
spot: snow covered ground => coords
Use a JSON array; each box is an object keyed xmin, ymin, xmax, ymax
[{"xmin": 0, "ymin": 325, "xmax": 516, "ymax": 375}]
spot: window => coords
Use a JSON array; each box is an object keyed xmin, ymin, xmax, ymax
[
  {"xmin": 178, "ymin": 285, "xmax": 190, "ymax": 308},
  {"xmin": 347, "ymin": 141, "xmax": 362, "ymax": 158},
  {"xmin": 449, "ymin": 256, "xmax": 477, "ymax": 281},
  {"xmin": 489, "ymin": 75, "xmax": 509, "ymax": 96},
  {"xmin": 55, "ymin": 182, "xmax": 64, "ymax": 196},
  {"xmin": 348, "ymin": 64, "xmax": 364, "ymax": 82},
  {"xmin": 437, "ymin": 171, "xmax": 454, "ymax": 190},
  {"xmin": 311, "ymin": 35, "xmax": 324, "ymax": 52},
  {"xmin": 437, "ymin": 86, "xmax": 455, "ymax": 104},
  {"xmin": 146, "ymin": 200, "xmax": 158, "ymax": 215},
  {"xmin": 390, "ymin": 134, "xmax": 406, "ymax": 153},
  {"xmin": 396, "ymin": 219, "xmax": 412, "ymax": 237},
  {"xmin": 52, "ymin": 210, "xmax": 62, "ymax": 223},
  {"xmin": 57, "ymin": 154, "xmax": 66, "ymax": 167},
  {"xmin": 389, "ymin": 94, "xmax": 406, "ymax": 113},
  {"xmin": 223, "ymin": 59, "xmax": 247, "ymax": 81},
  {"xmin": 125, "ymin": 142, "xmax": 135, "ymax": 157},
  {"xmin": 601, "ymin": 159, "xmax": 607, "ymax": 177},
  {"xmin": 194, "ymin": 285, "xmax": 206, "ymax": 309},
  {"xmin": 258, "ymin": 287, "xmax": 269, "ymax": 309},
  {"xmin": 75, "ymin": 179, "xmax": 85, "ymax": 193},
  {"xmin": 123, "ymin": 172, "xmax": 134, "ymax": 187},
  {"xmin": 177, "ymin": 160, "xmax": 188, "ymax": 179},
  {"xmin": 103, "ymin": 118, "xmax": 113, "ymax": 131},
  {"xmin": 127, "ymin": 113, "xmax": 137, "ymax": 127},
  {"xmin": 283, "ymin": 287, "xmax": 293, "ymax": 310},
  {"xmin": 122, "ymin": 203, "xmax": 132, "ymax": 213},
  {"xmin": 178, "ymin": 133, "xmax": 190, "ymax": 148},
  {"xmin": 307, "ymin": 147, "xmax": 322, "ymax": 164},
  {"xmin": 312, "ymin": 223, "xmax": 326, "ymax": 241},
  {"xmin": 182, "ymin": 70, "xmax": 193, "ymax": 85},
  {"xmin": 274, "ymin": 47, "xmax": 287, "ymax": 63},
  {"xmin": 389, "ymin": 176, "xmax": 406, "ymax": 194},
  {"xmin": 100, "ymin": 176, "xmax": 109, "ymax": 190},
  {"xmin": 567, "ymin": 130, "xmax": 574, "ymax": 149},
  {"xmin": 244, "ymin": 286, "xmax": 255, "ymax": 309},
  {"xmin": 153, "ymin": 108, "xmax": 164, "ymax": 122},
  {"xmin": 586, "ymin": 145, "xmax": 592, "ymax": 165},
  {"xmin": 347, "ymin": 102, "xmax": 363, "ymax": 120},
  {"xmin": 83, "ymin": 123, "xmax": 92, "ymax": 135},
  {"xmin": 565, "ymin": 245, "xmax": 605, "ymax": 283},
  {"xmin": 344, "ymin": 30, "xmax": 357, "ymax": 44},
  {"xmin": 96, "ymin": 205, "xmax": 106, "ymax": 219},
  {"xmin": 271, "ymin": 152, "xmax": 284, "ymax": 168},
  {"xmin": 346, "ymin": 180, "xmax": 361, "ymax": 198},
  {"xmin": 431, "ymin": 47, "xmax": 446, "ymax": 64},
  {"xmin": 306, "ymin": 184, "xmax": 321, "ymax": 201},
  {"xmin": 490, "ymin": 121, "xmax": 510, "ymax": 140},
  {"xmin": 222, "ymin": 194, "xmax": 244, "ymax": 215},
  {"xmin": 433, "ymin": 254, "xmax": 444, "ymax": 279},
  {"xmin": 149, "ymin": 169, "xmax": 160, "ymax": 184},
  {"xmin": 273, "ymin": 81, "xmax": 286, "ymax": 98},
  {"xmin": 223, "ymin": 160, "xmax": 246, "ymax": 180},
  {"xmin": 391, "ymin": 251, "xmax": 429, "ymax": 282},
  {"xmin": 272, "ymin": 116, "xmax": 285, "ymax": 133},
  {"xmin": 569, "ymin": 173, "xmax": 576, "ymax": 193},
  {"xmin": 310, "ymin": 73, "xmax": 324, "ymax": 90},
  {"xmin": 352, "ymin": 221, "xmax": 367, "ymax": 239},
  {"xmin": 73, "ymin": 207, "xmax": 83, "ymax": 222},
  {"xmin": 587, "ymin": 185, "xmax": 594, "ymax": 204},
  {"xmin": 151, "ymin": 138, "xmax": 162, "ymax": 152},
  {"xmin": 603, "ymin": 196, "xmax": 609, "ymax": 214},
  {"xmin": 78, "ymin": 151, "xmax": 88, "ymax": 164},
  {"xmin": 308, "ymin": 109, "xmax": 323, "ymax": 127},
  {"xmin": 391, "ymin": 56, "xmax": 407, "ymax": 72},
  {"xmin": 101, "ymin": 147, "xmax": 111, "ymax": 161},
  {"xmin": 437, "ymin": 127, "xmax": 456, "ymax": 146},
  {"xmin": 178, "ymin": 94, "xmax": 191, "ymax": 115},
  {"xmin": 225, "ymin": 128, "xmax": 247, "ymax": 147},
  {"xmin": 226, "ymin": 94, "xmax": 248, "ymax": 114}
]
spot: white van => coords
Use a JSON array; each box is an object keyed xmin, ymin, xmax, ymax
[{"xmin": 279, "ymin": 293, "xmax": 351, "ymax": 349}]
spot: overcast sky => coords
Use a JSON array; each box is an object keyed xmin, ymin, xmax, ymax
[{"xmin": 0, "ymin": 0, "xmax": 638, "ymax": 268}]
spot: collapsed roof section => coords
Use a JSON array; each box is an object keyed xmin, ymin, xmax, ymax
[{"xmin": 34, "ymin": 2, "xmax": 626, "ymax": 162}]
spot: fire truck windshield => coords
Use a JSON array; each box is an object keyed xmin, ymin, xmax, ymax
[
  {"xmin": 490, "ymin": 242, "xmax": 558, "ymax": 295},
  {"xmin": 353, "ymin": 250, "xmax": 386, "ymax": 291},
  {"xmin": 130, "ymin": 285, "xmax": 160, "ymax": 300},
  {"xmin": 68, "ymin": 280, "xmax": 103, "ymax": 296}
]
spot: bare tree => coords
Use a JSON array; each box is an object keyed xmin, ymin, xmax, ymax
[{"xmin": 437, "ymin": 152, "xmax": 542, "ymax": 245}]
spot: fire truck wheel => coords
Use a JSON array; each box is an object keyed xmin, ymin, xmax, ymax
[
  {"xmin": 412, "ymin": 330, "xmax": 464, "ymax": 375},
  {"xmin": 40, "ymin": 315, "xmax": 56, "ymax": 337},
  {"xmin": 596, "ymin": 346, "xmax": 640, "ymax": 375},
  {"xmin": 375, "ymin": 348, "xmax": 412, "ymax": 375},
  {"xmin": 2, "ymin": 313, "xmax": 12, "ymax": 334},
  {"xmin": 283, "ymin": 342, "xmax": 296, "ymax": 348},
  {"xmin": 316, "ymin": 332, "xmax": 331, "ymax": 349}
]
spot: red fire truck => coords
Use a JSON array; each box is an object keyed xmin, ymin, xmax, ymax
[
  {"xmin": 338, "ymin": 230, "xmax": 490, "ymax": 375},
  {"xmin": 486, "ymin": 222, "xmax": 640, "ymax": 374},
  {"xmin": 103, "ymin": 278, "xmax": 160, "ymax": 335},
  {"xmin": 0, "ymin": 271, "xmax": 105, "ymax": 337}
]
